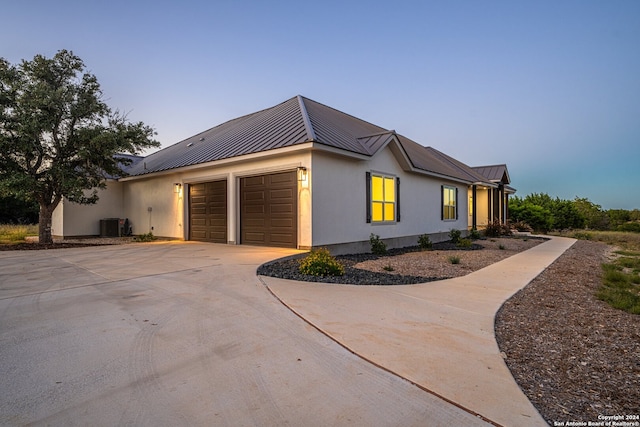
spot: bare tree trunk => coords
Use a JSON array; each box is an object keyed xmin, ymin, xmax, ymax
[{"xmin": 38, "ymin": 203, "xmax": 55, "ymax": 244}]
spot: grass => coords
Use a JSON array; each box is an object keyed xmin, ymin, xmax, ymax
[
  {"xmin": 555, "ymin": 230, "xmax": 640, "ymax": 314},
  {"xmin": 559, "ymin": 230, "xmax": 640, "ymax": 251},
  {"xmin": 561, "ymin": 231, "xmax": 640, "ymax": 315},
  {"xmin": 0, "ymin": 224, "xmax": 38, "ymax": 244},
  {"xmin": 448, "ymin": 255, "xmax": 461, "ymax": 264}
]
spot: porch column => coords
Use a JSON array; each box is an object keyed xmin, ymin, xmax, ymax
[{"xmin": 472, "ymin": 185, "xmax": 477, "ymax": 229}]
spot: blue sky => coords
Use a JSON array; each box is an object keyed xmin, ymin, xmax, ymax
[{"xmin": 3, "ymin": 0, "xmax": 639, "ymax": 209}]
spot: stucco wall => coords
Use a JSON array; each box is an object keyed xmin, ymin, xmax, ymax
[
  {"xmin": 121, "ymin": 151, "xmax": 312, "ymax": 245},
  {"xmin": 311, "ymin": 146, "xmax": 469, "ymax": 250},
  {"xmin": 469, "ymin": 187, "xmax": 491, "ymax": 227},
  {"xmin": 52, "ymin": 181, "xmax": 124, "ymax": 237}
]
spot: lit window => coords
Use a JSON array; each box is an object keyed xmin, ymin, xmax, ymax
[
  {"xmin": 371, "ymin": 174, "xmax": 396, "ymax": 222},
  {"xmin": 442, "ymin": 186, "xmax": 457, "ymax": 220}
]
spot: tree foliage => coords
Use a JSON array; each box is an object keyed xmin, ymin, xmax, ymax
[{"xmin": 0, "ymin": 50, "xmax": 159, "ymax": 243}]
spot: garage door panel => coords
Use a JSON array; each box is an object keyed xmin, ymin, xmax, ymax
[
  {"xmin": 270, "ymin": 188, "xmax": 293, "ymax": 199},
  {"xmin": 189, "ymin": 180, "xmax": 227, "ymax": 243},
  {"xmin": 240, "ymin": 171, "xmax": 297, "ymax": 248},
  {"xmin": 244, "ymin": 176, "xmax": 265, "ymax": 187}
]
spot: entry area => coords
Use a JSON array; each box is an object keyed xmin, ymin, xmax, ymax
[
  {"xmin": 189, "ymin": 180, "xmax": 227, "ymax": 243},
  {"xmin": 240, "ymin": 171, "xmax": 297, "ymax": 248}
]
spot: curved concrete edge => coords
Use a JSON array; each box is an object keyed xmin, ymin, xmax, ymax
[{"xmin": 262, "ymin": 235, "xmax": 577, "ymax": 427}]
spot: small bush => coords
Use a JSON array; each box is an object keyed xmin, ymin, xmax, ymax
[
  {"xmin": 457, "ymin": 238, "xmax": 472, "ymax": 248},
  {"xmin": 617, "ymin": 222, "xmax": 640, "ymax": 233},
  {"xmin": 448, "ymin": 229, "xmax": 462, "ymax": 244},
  {"xmin": 498, "ymin": 244, "xmax": 506, "ymax": 250},
  {"xmin": 448, "ymin": 255, "xmax": 461, "ymax": 264},
  {"xmin": 512, "ymin": 221, "xmax": 533, "ymax": 232},
  {"xmin": 369, "ymin": 233, "xmax": 387, "ymax": 255},
  {"xmin": 468, "ymin": 228, "xmax": 481, "ymax": 240},
  {"xmin": 418, "ymin": 234, "xmax": 433, "ymax": 250},
  {"xmin": 134, "ymin": 232, "xmax": 156, "ymax": 242},
  {"xmin": 484, "ymin": 220, "xmax": 503, "ymax": 237},
  {"xmin": 299, "ymin": 248, "xmax": 345, "ymax": 277},
  {"xmin": 382, "ymin": 265, "xmax": 394, "ymax": 272}
]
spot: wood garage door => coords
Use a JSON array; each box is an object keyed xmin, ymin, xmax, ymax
[
  {"xmin": 189, "ymin": 180, "xmax": 227, "ymax": 243},
  {"xmin": 240, "ymin": 171, "xmax": 297, "ymax": 248}
]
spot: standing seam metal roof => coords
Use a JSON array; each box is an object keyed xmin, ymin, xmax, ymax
[{"xmin": 125, "ymin": 95, "xmax": 495, "ymax": 186}]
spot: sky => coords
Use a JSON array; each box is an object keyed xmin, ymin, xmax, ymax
[{"xmin": 3, "ymin": 0, "xmax": 639, "ymax": 209}]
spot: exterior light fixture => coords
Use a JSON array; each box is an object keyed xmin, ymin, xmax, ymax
[
  {"xmin": 174, "ymin": 183, "xmax": 182, "ymax": 193},
  {"xmin": 297, "ymin": 167, "xmax": 308, "ymax": 182}
]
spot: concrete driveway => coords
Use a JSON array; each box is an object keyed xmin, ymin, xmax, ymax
[{"xmin": 0, "ymin": 242, "xmax": 487, "ymax": 426}]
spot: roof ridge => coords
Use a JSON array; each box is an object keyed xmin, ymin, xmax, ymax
[{"xmin": 297, "ymin": 95, "xmax": 317, "ymax": 141}]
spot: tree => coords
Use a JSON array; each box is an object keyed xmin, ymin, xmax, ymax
[
  {"xmin": 0, "ymin": 50, "xmax": 159, "ymax": 243},
  {"xmin": 573, "ymin": 197, "xmax": 609, "ymax": 230}
]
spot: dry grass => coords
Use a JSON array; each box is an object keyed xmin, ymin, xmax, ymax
[{"xmin": 0, "ymin": 224, "xmax": 38, "ymax": 244}]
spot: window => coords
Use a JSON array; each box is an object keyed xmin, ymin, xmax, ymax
[
  {"xmin": 442, "ymin": 185, "xmax": 457, "ymax": 220},
  {"xmin": 366, "ymin": 172, "xmax": 399, "ymax": 223}
]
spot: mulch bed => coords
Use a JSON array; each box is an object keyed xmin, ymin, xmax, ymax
[{"xmin": 495, "ymin": 240, "xmax": 640, "ymax": 424}]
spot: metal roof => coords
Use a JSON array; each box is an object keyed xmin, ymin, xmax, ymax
[
  {"xmin": 472, "ymin": 164, "xmax": 510, "ymax": 184},
  {"xmin": 125, "ymin": 95, "xmax": 496, "ymax": 185}
]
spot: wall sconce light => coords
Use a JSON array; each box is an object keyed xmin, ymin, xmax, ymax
[
  {"xmin": 297, "ymin": 167, "xmax": 308, "ymax": 182},
  {"xmin": 174, "ymin": 183, "xmax": 182, "ymax": 193}
]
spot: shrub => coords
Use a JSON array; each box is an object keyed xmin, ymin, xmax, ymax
[
  {"xmin": 468, "ymin": 228, "xmax": 481, "ymax": 240},
  {"xmin": 448, "ymin": 229, "xmax": 462, "ymax": 244},
  {"xmin": 299, "ymin": 248, "xmax": 345, "ymax": 277},
  {"xmin": 484, "ymin": 220, "xmax": 503, "ymax": 237},
  {"xmin": 617, "ymin": 222, "xmax": 640, "ymax": 233},
  {"xmin": 498, "ymin": 244, "xmax": 506, "ymax": 250},
  {"xmin": 512, "ymin": 221, "xmax": 533, "ymax": 232},
  {"xmin": 572, "ymin": 231, "xmax": 593, "ymax": 241},
  {"xmin": 134, "ymin": 232, "xmax": 156, "ymax": 242},
  {"xmin": 448, "ymin": 255, "xmax": 461, "ymax": 264},
  {"xmin": 418, "ymin": 234, "xmax": 433, "ymax": 250},
  {"xmin": 457, "ymin": 238, "xmax": 472, "ymax": 248},
  {"xmin": 369, "ymin": 233, "xmax": 387, "ymax": 255},
  {"xmin": 382, "ymin": 265, "xmax": 394, "ymax": 272}
]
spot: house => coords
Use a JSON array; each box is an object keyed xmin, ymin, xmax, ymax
[{"xmin": 52, "ymin": 95, "xmax": 515, "ymax": 253}]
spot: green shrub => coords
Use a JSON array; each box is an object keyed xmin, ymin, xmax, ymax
[
  {"xmin": 448, "ymin": 229, "xmax": 461, "ymax": 244},
  {"xmin": 382, "ymin": 265, "xmax": 394, "ymax": 272},
  {"xmin": 134, "ymin": 232, "xmax": 156, "ymax": 242},
  {"xmin": 369, "ymin": 233, "xmax": 387, "ymax": 255},
  {"xmin": 418, "ymin": 234, "xmax": 433, "ymax": 250},
  {"xmin": 457, "ymin": 238, "xmax": 472, "ymax": 248},
  {"xmin": 448, "ymin": 255, "xmax": 461, "ymax": 264},
  {"xmin": 468, "ymin": 228, "xmax": 481, "ymax": 240},
  {"xmin": 498, "ymin": 244, "xmax": 506, "ymax": 250},
  {"xmin": 299, "ymin": 248, "xmax": 345, "ymax": 277},
  {"xmin": 617, "ymin": 222, "xmax": 640, "ymax": 233}
]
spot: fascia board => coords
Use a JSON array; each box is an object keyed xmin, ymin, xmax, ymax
[{"xmin": 119, "ymin": 142, "xmax": 315, "ymax": 181}]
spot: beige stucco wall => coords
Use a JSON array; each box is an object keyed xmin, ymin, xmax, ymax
[
  {"xmin": 121, "ymin": 150, "xmax": 312, "ymax": 246},
  {"xmin": 469, "ymin": 187, "xmax": 491, "ymax": 228},
  {"xmin": 52, "ymin": 181, "xmax": 124, "ymax": 237},
  {"xmin": 311, "ymin": 146, "xmax": 469, "ymax": 249}
]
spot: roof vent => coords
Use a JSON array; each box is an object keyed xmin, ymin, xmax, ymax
[
  {"xmin": 187, "ymin": 142, "xmax": 194, "ymax": 147},
  {"xmin": 199, "ymin": 137, "xmax": 205, "ymax": 141}
]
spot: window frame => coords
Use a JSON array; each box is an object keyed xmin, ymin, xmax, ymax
[
  {"xmin": 366, "ymin": 172, "xmax": 399, "ymax": 224},
  {"xmin": 441, "ymin": 185, "xmax": 458, "ymax": 221}
]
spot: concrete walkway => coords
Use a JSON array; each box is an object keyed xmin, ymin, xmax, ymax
[{"xmin": 263, "ymin": 235, "xmax": 576, "ymax": 426}]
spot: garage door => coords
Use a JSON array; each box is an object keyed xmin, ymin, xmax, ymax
[
  {"xmin": 240, "ymin": 171, "xmax": 297, "ymax": 248},
  {"xmin": 189, "ymin": 180, "xmax": 227, "ymax": 243}
]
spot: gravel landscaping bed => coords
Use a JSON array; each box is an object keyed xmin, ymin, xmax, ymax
[
  {"xmin": 258, "ymin": 236, "xmax": 545, "ymax": 285},
  {"xmin": 495, "ymin": 240, "xmax": 640, "ymax": 424}
]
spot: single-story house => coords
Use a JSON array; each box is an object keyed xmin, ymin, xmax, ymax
[{"xmin": 52, "ymin": 95, "xmax": 514, "ymax": 253}]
